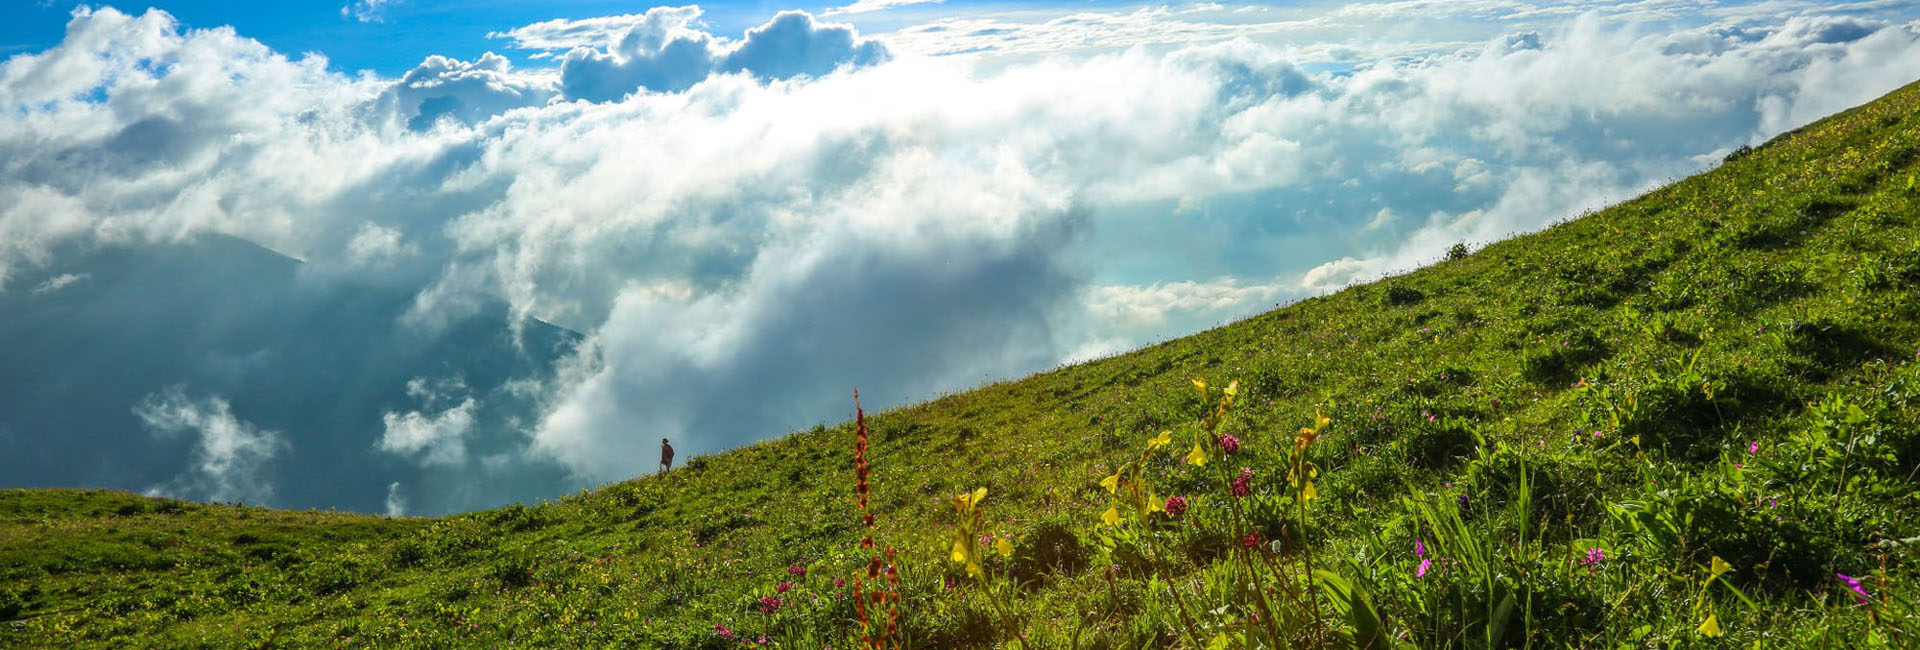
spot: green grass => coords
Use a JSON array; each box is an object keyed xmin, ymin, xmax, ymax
[{"xmin": 8, "ymin": 78, "xmax": 1920, "ymax": 649}]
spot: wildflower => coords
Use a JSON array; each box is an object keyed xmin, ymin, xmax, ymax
[
  {"xmin": 1163, "ymin": 495, "xmax": 1188, "ymax": 518},
  {"xmin": 834, "ymin": 577, "xmax": 846, "ymax": 588},
  {"xmin": 757, "ymin": 636, "xmax": 769, "ymax": 644},
  {"xmin": 776, "ymin": 581, "xmax": 792, "ymax": 593},
  {"xmin": 1836, "ymin": 573, "xmax": 1871, "ymax": 605},
  {"xmin": 1218, "ymin": 433, "xmax": 1240, "ymax": 455},
  {"xmin": 1747, "ymin": 441, "xmax": 1760, "ymax": 454},
  {"xmin": 1415, "ymin": 539, "xmax": 1431, "ymax": 577},
  {"xmin": 1456, "ymin": 493, "xmax": 1471, "ymax": 510},
  {"xmin": 759, "ymin": 595, "xmax": 785, "ymax": 613},
  {"xmin": 950, "ymin": 487, "xmax": 989, "ymax": 577},
  {"xmin": 714, "ymin": 623, "xmax": 737, "ymax": 641},
  {"xmin": 1581, "ymin": 547, "xmax": 1604, "ymax": 573},
  {"xmin": 1231, "ymin": 467, "xmax": 1254, "ymax": 497},
  {"xmin": 1242, "ymin": 531, "xmax": 1263, "ymax": 548},
  {"xmin": 789, "ymin": 565, "xmax": 807, "ymax": 577}
]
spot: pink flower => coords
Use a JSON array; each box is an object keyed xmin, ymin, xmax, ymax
[
  {"xmin": 1242, "ymin": 531, "xmax": 1263, "ymax": 548},
  {"xmin": 833, "ymin": 577, "xmax": 846, "ymax": 588},
  {"xmin": 1164, "ymin": 495, "xmax": 1188, "ymax": 518},
  {"xmin": 1748, "ymin": 441, "xmax": 1760, "ymax": 454},
  {"xmin": 758, "ymin": 595, "xmax": 785, "ymax": 613},
  {"xmin": 1218, "ymin": 434, "xmax": 1240, "ymax": 455},
  {"xmin": 1231, "ymin": 467, "xmax": 1254, "ymax": 497},
  {"xmin": 714, "ymin": 623, "xmax": 736, "ymax": 641},
  {"xmin": 1415, "ymin": 539, "xmax": 1426, "ymax": 557},
  {"xmin": 1837, "ymin": 573, "xmax": 1871, "ymax": 605},
  {"xmin": 776, "ymin": 581, "xmax": 792, "ymax": 593},
  {"xmin": 1416, "ymin": 558, "xmax": 1430, "ymax": 578},
  {"xmin": 788, "ymin": 565, "xmax": 807, "ymax": 577},
  {"xmin": 1580, "ymin": 547, "xmax": 1604, "ymax": 573}
]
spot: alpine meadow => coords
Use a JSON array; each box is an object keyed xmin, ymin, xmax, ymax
[{"xmin": 7, "ymin": 69, "xmax": 1920, "ymax": 648}]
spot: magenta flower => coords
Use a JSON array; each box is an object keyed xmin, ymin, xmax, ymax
[
  {"xmin": 788, "ymin": 565, "xmax": 807, "ymax": 577},
  {"xmin": 1580, "ymin": 547, "xmax": 1604, "ymax": 573},
  {"xmin": 1218, "ymin": 434, "xmax": 1240, "ymax": 455},
  {"xmin": 714, "ymin": 623, "xmax": 737, "ymax": 641},
  {"xmin": 1164, "ymin": 495, "xmax": 1189, "ymax": 518},
  {"xmin": 758, "ymin": 595, "xmax": 785, "ymax": 613},
  {"xmin": 1836, "ymin": 573, "xmax": 1871, "ymax": 605},
  {"xmin": 1231, "ymin": 467, "xmax": 1254, "ymax": 497},
  {"xmin": 1415, "ymin": 539, "xmax": 1426, "ymax": 557},
  {"xmin": 1242, "ymin": 531, "xmax": 1263, "ymax": 548},
  {"xmin": 1748, "ymin": 441, "xmax": 1760, "ymax": 454},
  {"xmin": 833, "ymin": 577, "xmax": 846, "ymax": 588},
  {"xmin": 1414, "ymin": 539, "xmax": 1431, "ymax": 577},
  {"xmin": 775, "ymin": 581, "xmax": 792, "ymax": 593}
]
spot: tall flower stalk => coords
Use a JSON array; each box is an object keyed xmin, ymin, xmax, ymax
[{"xmin": 850, "ymin": 391, "xmax": 903, "ymax": 650}]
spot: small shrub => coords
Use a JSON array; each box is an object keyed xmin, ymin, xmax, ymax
[
  {"xmin": 1013, "ymin": 519, "xmax": 1089, "ymax": 583},
  {"xmin": 1446, "ymin": 242, "xmax": 1471, "ymax": 261},
  {"xmin": 1383, "ymin": 285, "xmax": 1426, "ymax": 307},
  {"xmin": 490, "ymin": 553, "xmax": 536, "ymax": 589},
  {"xmin": 1520, "ymin": 329, "xmax": 1608, "ymax": 385}
]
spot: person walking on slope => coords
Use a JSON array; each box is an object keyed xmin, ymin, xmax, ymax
[{"xmin": 660, "ymin": 437, "xmax": 674, "ymax": 473}]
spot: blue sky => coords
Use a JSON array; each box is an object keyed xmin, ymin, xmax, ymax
[
  {"xmin": 1, "ymin": 1, "xmax": 1184, "ymax": 74},
  {"xmin": 4, "ymin": 0, "xmax": 1920, "ymax": 513}
]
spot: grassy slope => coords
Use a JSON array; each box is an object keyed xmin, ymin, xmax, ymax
[{"xmin": 6, "ymin": 79, "xmax": 1920, "ymax": 649}]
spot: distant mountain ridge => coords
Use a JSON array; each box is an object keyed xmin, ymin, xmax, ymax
[{"xmin": 0, "ymin": 233, "xmax": 581, "ymax": 515}]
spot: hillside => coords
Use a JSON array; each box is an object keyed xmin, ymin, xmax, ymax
[{"xmin": 5, "ymin": 78, "xmax": 1920, "ymax": 649}]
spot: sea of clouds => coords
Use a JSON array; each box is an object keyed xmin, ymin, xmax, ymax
[{"xmin": 4, "ymin": 2, "xmax": 1918, "ymax": 510}]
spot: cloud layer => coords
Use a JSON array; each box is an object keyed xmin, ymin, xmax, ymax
[
  {"xmin": 5, "ymin": 3, "xmax": 1920, "ymax": 509},
  {"xmin": 544, "ymin": 6, "xmax": 889, "ymax": 101}
]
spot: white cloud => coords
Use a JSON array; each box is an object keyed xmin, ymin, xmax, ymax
[
  {"xmin": 880, "ymin": 6, "xmax": 1324, "ymax": 57},
  {"xmin": 29, "ymin": 272, "xmax": 87, "ymax": 295},
  {"xmin": 553, "ymin": 8, "xmax": 888, "ymax": 101},
  {"xmin": 341, "ymin": 0, "xmax": 402, "ymax": 23},
  {"xmin": 345, "ymin": 223, "xmax": 417, "ymax": 269},
  {"xmin": 824, "ymin": 0, "xmax": 945, "ymax": 17},
  {"xmin": 490, "ymin": 12, "xmax": 692, "ymax": 51},
  {"xmin": 1086, "ymin": 277, "xmax": 1287, "ymax": 329},
  {"xmin": 9, "ymin": 4, "xmax": 1920, "ymax": 494},
  {"xmin": 374, "ymin": 52, "xmax": 556, "ymax": 131},
  {"xmin": 134, "ymin": 386, "xmax": 286, "ymax": 503},
  {"xmin": 378, "ymin": 379, "xmax": 478, "ymax": 466},
  {"xmin": 385, "ymin": 481, "xmax": 407, "ymax": 516}
]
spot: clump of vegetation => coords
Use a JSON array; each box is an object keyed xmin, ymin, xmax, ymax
[{"xmin": 9, "ymin": 75, "xmax": 1920, "ymax": 650}]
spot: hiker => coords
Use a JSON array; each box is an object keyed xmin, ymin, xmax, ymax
[{"xmin": 660, "ymin": 437, "xmax": 674, "ymax": 473}]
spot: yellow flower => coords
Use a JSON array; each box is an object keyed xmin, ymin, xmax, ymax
[
  {"xmin": 951, "ymin": 487, "xmax": 989, "ymax": 577},
  {"xmin": 1186, "ymin": 441, "xmax": 1209, "ymax": 467},
  {"xmin": 1697, "ymin": 613, "xmax": 1722, "ymax": 637},
  {"xmin": 1708, "ymin": 556, "xmax": 1732, "ymax": 583}
]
